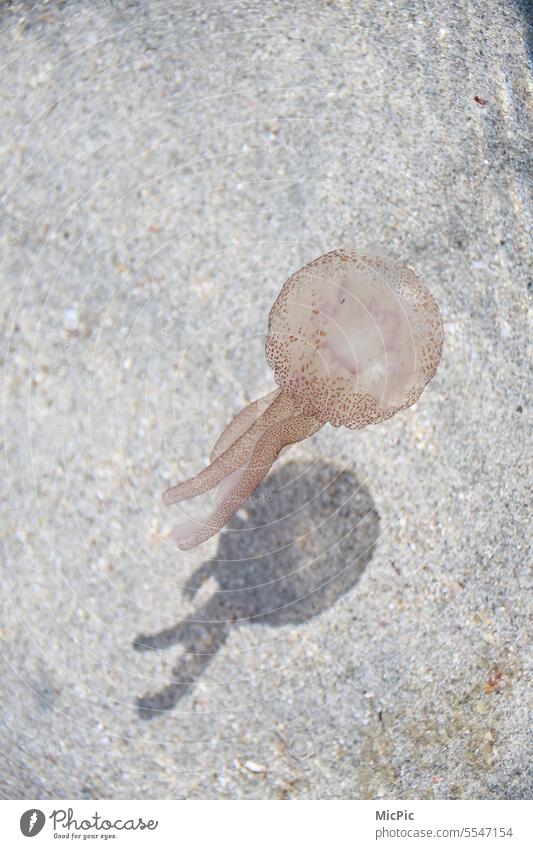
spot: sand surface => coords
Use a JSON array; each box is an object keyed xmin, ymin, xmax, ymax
[{"xmin": 1, "ymin": 0, "xmax": 531, "ymax": 799}]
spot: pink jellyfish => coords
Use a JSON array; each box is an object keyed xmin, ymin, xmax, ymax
[{"xmin": 163, "ymin": 249, "xmax": 443, "ymax": 549}]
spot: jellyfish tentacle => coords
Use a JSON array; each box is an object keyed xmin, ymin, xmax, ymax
[
  {"xmin": 208, "ymin": 391, "xmax": 282, "ymax": 514},
  {"xmin": 162, "ymin": 389, "xmax": 297, "ymax": 506},
  {"xmin": 169, "ymin": 463, "xmax": 247, "ymax": 551},
  {"xmin": 210, "ymin": 389, "xmax": 280, "ymax": 461},
  {"xmin": 172, "ymin": 412, "xmax": 321, "ymax": 550}
]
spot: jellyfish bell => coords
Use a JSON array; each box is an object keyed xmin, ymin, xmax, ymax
[
  {"xmin": 163, "ymin": 249, "xmax": 443, "ymax": 550},
  {"xmin": 265, "ymin": 249, "xmax": 443, "ymax": 427}
]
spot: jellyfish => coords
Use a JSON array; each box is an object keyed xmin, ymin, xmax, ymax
[{"xmin": 163, "ymin": 249, "xmax": 443, "ymax": 549}]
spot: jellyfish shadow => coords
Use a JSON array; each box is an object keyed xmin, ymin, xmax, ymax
[{"xmin": 133, "ymin": 460, "xmax": 379, "ymax": 718}]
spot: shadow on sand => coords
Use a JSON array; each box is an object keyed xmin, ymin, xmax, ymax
[{"xmin": 133, "ymin": 459, "xmax": 379, "ymax": 717}]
